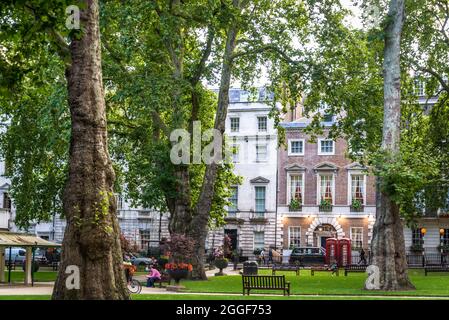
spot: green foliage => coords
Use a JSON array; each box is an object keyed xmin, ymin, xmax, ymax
[
  {"xmin": 289, "ymin": 198, "xmax": 302, "ymax": 210},
  {"xmin": 0, "ymin": 53, "xmax": 69, "ymax": 229},
  {"xmin": 351, "ymin": 199, "xmax": 363, "ymax": 210}
]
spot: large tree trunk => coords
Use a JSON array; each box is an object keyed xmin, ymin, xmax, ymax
[
  {"xmin": 52, "ymin": 0, "xmax": 129, "ymax": 300},
  {"xmin": 368, "ymin": 0, "xmax": 414, "ymax": 291},
  {"xmin": 168, "ymin": 165, "xmax": 192, "ymax": 235},
  {"xmin": 189, "ymin": 23, "xmax": 239, "ymax": 280}
]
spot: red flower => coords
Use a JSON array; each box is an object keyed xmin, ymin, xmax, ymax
[{"xmin": 165, "ymin": 262, "xmax": 193, "ymax": 271}]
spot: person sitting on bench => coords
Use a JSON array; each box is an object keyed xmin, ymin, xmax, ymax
[{"xmin": 146, "ymin": 265, "xmax": 161, "ymax": 288}]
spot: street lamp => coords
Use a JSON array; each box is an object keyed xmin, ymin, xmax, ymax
[
  {"xmin": 440, "ymin": 228, "xmax": 445, "ymax": 265},
  {"xmin": 420, "ymin": 228, "xmax": 427, "ymax": 266}
]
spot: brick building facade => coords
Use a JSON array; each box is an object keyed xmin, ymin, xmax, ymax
[{"xmin": 278, "ymin": 120, "xmax": 376, "ymax": 255}]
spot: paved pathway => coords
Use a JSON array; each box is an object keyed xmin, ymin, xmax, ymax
[{"xmin": 0, "ymin": 283, "xmax": 54, "ymax": 296}]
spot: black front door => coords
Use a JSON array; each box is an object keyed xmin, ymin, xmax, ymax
[
  {"xmin": 224, "ymin": 229, "xmax": 238, "ymax": 251},
  {"xmin": 320, "ymin": 237, "xmax": 329, "ymax": 249}
]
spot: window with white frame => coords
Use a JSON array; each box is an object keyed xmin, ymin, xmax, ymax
[
  {"xmin": 318, "ymin": 139, "xmax": 334, "ymax": 155},
  {"xmin": 288, "ymin": 226, "xmax": 301, "ymax": 248},
  {"xmin": 412, "ymin": 228, "xmax": 424, "ymax": 246},
  {"xmin": 254, "ymin": 231, "xmax": 265, "ymax": 250},
  {"xmin": 255, "ymin": 186, "xmax": 266, "ymax": 216},
  {"xmin": 350, "ymin": 174, "xmax": 365, "ymax": 204},
  {"xmin": 288, "ymin": 174, "xmax": 304, "ymax": 205},
  {"xmin": 319, "ymin": 174, "xmax": 334, "ymax": 203},
  {"xmin": 323, "ymin": 113, "xmax": 334, "ymax": 122},
  {"xmin": 258, "ymin": 116, "xmax": 267, "ymax": 132},
  {"xmin": 230, "ymin": 117, "xmax": 239, "ymax": 132},
  {"xmin": 256, "ymin": 144, "xmax": 267, "ymax": 162},
  {"xmin": 415, "ymin": 80, "xmax": 425, "ymax": 96},
  {"xmin": 2, "ymin": 193, "xmax": 11, "ymax": 209},
  {"xmin": 228, "ymin": 186, "xmax": 238, "ymax": 216},
  {"xmin": 115, "ymin": 194, "xmax": 123, "ymax": 210},
  {"xmin": 288, "ymin": 139, "xmax": 304, "ymax": 156},
  {"xmin": 350, "ymin": 227, "xmax": 363, "ymax": 249},
  {"xmin": 139, "ymin": 229, "xmax": 151, "ymax": 249},
  {"xmin": 231, "ymin": 144, "xmax": 239, "ymax": 163}
]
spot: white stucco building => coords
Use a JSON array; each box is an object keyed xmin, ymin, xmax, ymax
[
  {"xmin": 23, "ymin": 196, "xmax": 170, "ymax": 253},
  {"xmin": 0, "ymin": 161, "xmax": 12, "ymax": 231},
  {"xmin": 3, "ymin": 170, "xmax": 169, "ymax": 253},
  {"xmin": 206, "ymin": 88, "xmax": 282, "ymax": 258}
]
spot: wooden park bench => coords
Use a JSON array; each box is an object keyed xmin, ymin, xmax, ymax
[
  {"xmin": 6, "ymin": 261, "xmax": 15, "ymax": 270},
  {"xmin": 155, "ymin": 271, "xmax": 172, "ymax": 288},
  {"xmin": 344, "ymin": 264, "xmax": 367, "ymax": 276},
  {"xmin": 424, "ymin": 265, "xmax": 449, "ymax": 276},
  {"xmin": 242, "ymin": 275, "xmax": 291, "ymax": 296},
  {"xmin": 272, "ymin": 264, "xmax": 300, "ymax": 276},
  {"xmin": 310, "ymin": 266, "xmax": 339, "ymax": 276}
]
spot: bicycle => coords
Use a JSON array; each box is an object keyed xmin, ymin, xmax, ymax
[
  {"xmin": 124, "ymin": 263, "xmax": 142, "ymax": 294},
  {"xmin": 127, "ymin": 277, "xmax": 142, "ymax": 294}
]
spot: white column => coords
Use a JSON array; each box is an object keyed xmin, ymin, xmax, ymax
[
  {"xmin": 0, "ymin": 246, "xmax": 5, "ymax": 283},
  {"xmin": 24, "ymin": 247, "xmax": 32, "ymax": 285}
]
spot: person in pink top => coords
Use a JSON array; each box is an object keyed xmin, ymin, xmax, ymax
[{"xmin": 146, "ymin": 265, "xmax": 161, "ymax": 287}]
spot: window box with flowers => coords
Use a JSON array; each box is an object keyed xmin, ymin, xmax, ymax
[
  {"xmin": 319, "ymin": 199, "xmax": 333, "ymax": 212},
  {"xmin": 289, "ymin": 198, "xmax": 302, "ymax": 212},
  {"xmin": 350, "ymin": 199, "xmax": 364, "ymax": 212}
]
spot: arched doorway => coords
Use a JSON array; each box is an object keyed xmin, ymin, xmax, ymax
[{"xmin": 313, "ymin": 224, "xmax": 337, "ymax": 248}]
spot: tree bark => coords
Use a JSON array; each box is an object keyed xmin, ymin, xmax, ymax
[
  {"xmin": 52, "ymin": 0, "xmax": 129, "ymax": 299},
  {"xmin": 168, "ymin": 165, "xmax": 192, "ymax": 235},
  {"xmin": 368, "ymin": 0, "xmax": 415, "ymax": 291}
]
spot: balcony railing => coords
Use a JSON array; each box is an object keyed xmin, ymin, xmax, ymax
[
  {"xmin": 350, "ymin": 205, "xmax": 364, "ymax": 212},
  {"xmin": 224, "ymin": 211, "xmax": 244, "ymax": 224},
  {"xmin": 319, "ymin": 203, "xmax": 333, "ymax": 212},
  {"xmin": 250, "ymin": 210, "xmax": 268, "ymax": 223},
  {"xmin": 137, "ymin": 211, "xmax": 154, "ymax": 220},
  {"xmin": 288, "ymin": 205, "xmax": 302, "ymax": 212}
]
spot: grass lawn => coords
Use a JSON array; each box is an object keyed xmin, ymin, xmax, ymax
[
  {"xmin": 131, "ymin": 294, "xmax": 440, "ymax": 300},
  {"xmin": 0, "ymin": 294, "xmax": 442, "ymax": 300},
  {"xmin": 2, "ymin": 268, "xmax": 449, "ymax": 300},
  {"xmin": 3, "ymin": 270, "xmax": 57, "ymax": 283},
  {"xmin": 179, "ymin": 269, "xmax": 449, "ymax": 297}
]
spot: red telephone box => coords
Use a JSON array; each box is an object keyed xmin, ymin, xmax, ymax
[
  {"xmin": 325, "ymin": 238, "xmax": 339, "ymax": 264},
  {"xmin": 338, "ymin": 238, "xmax": 352, "ymax": 266}
]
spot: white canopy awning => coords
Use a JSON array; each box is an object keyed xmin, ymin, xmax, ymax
[{"xmin": 0, "ymin": 231, "xmax": 61, "ymax": 247}]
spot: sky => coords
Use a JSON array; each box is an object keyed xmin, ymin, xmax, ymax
[{"xmin": 341, "ymin": 0, "xmax": 364, "ymax": 29}]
